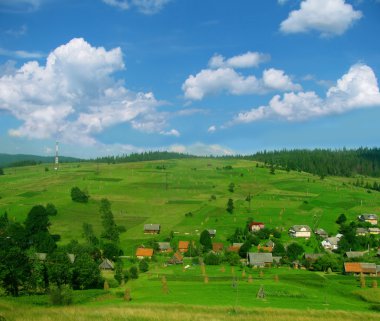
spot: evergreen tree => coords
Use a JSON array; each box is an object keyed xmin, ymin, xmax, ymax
[
  {"xmin": 200, "ymin": 230, "xmax": 212, "ymax": 252},
  {"xmin": 226, "ymin": 198, "xmax": 234, "ymax": 214},
  {"xmin": 99, "ymin": 199, "xmax": 119, "ymax": 243}
]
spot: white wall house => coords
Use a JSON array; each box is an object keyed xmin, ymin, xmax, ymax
[{"xmin": 289, "ymin": 225, "xmax": 311, "ymax": 238}]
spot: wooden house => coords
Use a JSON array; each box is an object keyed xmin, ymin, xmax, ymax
[
  {"xmin": 168, "ymin": 252, "xmax": 183, "ymax": 265},
  {"xmin": 157, "ymin": 242, "xmax": 172, "ymax": 253},
  {"xmin": 344, "ymin": 262, "xmax": 377, "ymax": 275},
  {"xmin": 99, "ymin": 258, "xmax": 114, "ymax": 270},
  {"xmin": 314, "ymin": 228, "xmax": 328, "ymax": 239},
  {"xmin": 248, "ymin": 253, "xmax": 273, "ymax": 267},
  {"xmin": 144, "ymin": 224, "xmax": 161, "ymax": 234}
]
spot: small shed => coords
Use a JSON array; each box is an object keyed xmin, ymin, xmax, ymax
[
  {"xmin": 99, "ymin": 258, "xmax": 114, "ymax": 270},
  {"xmin": 168, "ymin": 252, "xmax": 183, "ymax": 265},
  {"xmin": 304, "ymin": 253, "xmax": 324, "ymax": 262},
  {"xmin": 314, "ymin": 228, "xmax": 328, "ymax": 239},
  {"xmin": 207, "ymin": 229, "xmax": 216, "ymax": 238},
  {"xmin": 212, "ymin": 242, "xmax": 224, "ymax": 253},
  {"xmin": 356, "ymin": 227, "xmax": 368, "ymax": 236},
  {"xmin": 144, "ymin": 224, "xmax": 161, "ymax": 234}
]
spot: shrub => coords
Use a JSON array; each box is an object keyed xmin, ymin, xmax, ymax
[
  {"xmin": 139, "ymin": 259, "xmax": 149, "ymax": 272},
  {"xmin": 129, "ymin": 266, "xmax": 138, "ymax": 279},
  {"xmin": 49, "ymin": 285, "xmax": 73, "ymax": 306},
  {"xmin": 203, "ymin": 252, "xmax": 221, "ymax": 265},
  {"xmin": 70, "ymin": 187, "xmax": 89, "ymax": 203}
]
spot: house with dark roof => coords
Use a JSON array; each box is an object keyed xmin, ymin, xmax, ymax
[
  {"xmin": 99, "ymin": 258, "xmax": 114, "ymax": 270},
  {"xmin": 144, "ymin": 224, "xmax": 161, "ymax": 234},
  {"xmin": 345, "ymin": 251, "xmax": 367, "ymax": 259},
  {"xmin": 157, "ymin": 242, "xmax": 172, "ymax": 253},
  {"xmin": 136, "ymin": 248, "xmax": 154, "ymax": 259},
  {"xmin": 358, "ymin": 214, "xmax": 378, "ymax": 225},
  {"xmin": 356, "ymin": 227, "xmax": 368, "ymax": 236},
  {"xmin": 321, "ymin": 237, "xmax": 340, "ymax": 250},
  {"xmin": 368, "ymin": 227, "xmax": 380, "ymax": 235},
  {"xmin": 289, "ymin": 225, "xmax": 311, "ymax": 238},
  {"xmin": 314, "ymin": 228, "xmax": 328, "ymax": 239},
  {"xmin": 248, "ymin": 253, "xmax": 273, "ymax": 267}
]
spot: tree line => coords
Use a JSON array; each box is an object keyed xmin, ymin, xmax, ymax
[
  {"xmin": 93, "ymin": 151, "xmax": 195, "ymax": 164},
  {"xmin": 234, "ymin": 148, "xmax": 380, "ymax": 178}
]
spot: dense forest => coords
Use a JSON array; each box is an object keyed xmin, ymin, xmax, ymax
[
  {"xmin": 93, "ymin": 151, "xmax": 195, "ymax": 164},
  {"xmin": 237, "ymin": 148, "xmax": 380, "ymax": 178},
  {"xmin": 0, "ymin": 153, "xmax": 81, "ymax": 168}
]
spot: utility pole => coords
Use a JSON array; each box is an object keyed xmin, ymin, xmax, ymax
[{"xmin": 54, "ymin": 141, "xmax": 59, "ymax": 170}]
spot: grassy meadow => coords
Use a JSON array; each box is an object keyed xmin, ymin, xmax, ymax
[{"xmin": 1, "ymin": 158, "xmax": 380, "ymax": 320}]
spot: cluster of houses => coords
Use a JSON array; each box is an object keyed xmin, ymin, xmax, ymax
[{"xmin": 100, "ymin": 213, "xmax": 380, "ymax": 273}]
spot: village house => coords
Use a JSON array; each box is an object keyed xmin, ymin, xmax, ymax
[
  {"xmin": 99, "ymin": 258, "xmax": 114, "ymax": 270},
  {"xmin": 178, "ymin": 241, "xmax": 189, "ymax": 253},
  {"xmin": 227, "ymin": 243, "xmax": 243, "ymax": 253},
  {"xmin": 345, "ymin": 251, "xmax": 367, "ymax": 259},
  {"xmin": 368, "ymin": 227, "xmax": 380, "ymax": 235},
  {"xmin": 358, "ymin": 213, "xmax": 378, "ymax": 225},
  {"xmin": 356, "ymin": 227, "xmax": 368, "ymax": 236},
  {"xmin": 157, "ymin": 242, "xmax": 172, "ymax": 253},
  {"xmin": 248, "ymin": 252, "xmax": 273, "ymax": 267},
  {"xmin": 207, "ymin": 229, "xmax": 216, "ymax": 238},
  {"xmin": 249, "ymin": 222, "xmax": 265, "ymax": 232},
  {"xmin": 144, "ymin": 224, "xmax": 161, "ymax": 234},
  {"xmin": 321, "ymin": 236, "xmax": 340, "ymax": 250},
  {"xmin": 289, "ymin": 225, "xmax": 311, "ymax": 238},
  {"xmin": 314, "ymin": 228, "xmax": 328, "ymax": 239},
  {"xmin": 212, "ymin": 242, "xmax": 224, "ymax": 253},
  {"xmin": 304, "ymin": 253, "xmax": 324, "ymax": 263},
  {"xmin": 136, "ymin": 247, "xmax": 154, "ymax": 259},
  {"xmin": 257, "ymin": 244, "xmax": 273, "ymax": 252},
  {"xmin": 344, "ymin": 262, "xmax": 378, "ymax": 276},
  {"xmin": 168, "ymin": 252, "xmax": 183, "ymax": 265}
]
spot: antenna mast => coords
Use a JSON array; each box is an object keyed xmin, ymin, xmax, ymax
[{"xmin": 54, "ymin": 141, "xmax": 59, "ymax": 170}]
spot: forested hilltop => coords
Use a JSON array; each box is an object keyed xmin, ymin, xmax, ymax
[
  {"xmin": 0, "ymin": 153, "xmax": 81, "ymax": 168},
  {"xmin": 94, "ymin": 151, "xmax": 195, "ymax": 164},
  {"xmin": 239, "ymin": 148, "xmax": 380, "ymax": 178}
]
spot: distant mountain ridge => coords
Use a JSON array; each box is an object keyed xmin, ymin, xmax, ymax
[{"xmin": 0, "ymin": 153, "xmax": 82, "ymax": 167}]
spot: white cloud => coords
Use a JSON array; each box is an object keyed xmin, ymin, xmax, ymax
[
  {"xmin": 278, "ymin": 0, "xmax": 289, "ymax": 5},
  {"xmin": 0, "ymin": 38, "xmax": 173, "ymax": 145},
  {"xmin": 102, "ymin": 0, "xmax": 171, "ymax": 14},
  {"xmin": 208, "ymin": 125, "xmax": 216, "ymax": 133},
  {"xmin": 0, "ymin": 47, "xmax": 44, "ymax": 59},
  {"xmin": 5, "ymin": 25, "xmax": 27, "ymax": 37},
  {"xmin": 280, "ymin": 0, "xmax": 362, "ymax": 37},
  {"xmin": 0, "ymin": 0, "xmax": 44, "ymax": 13},
  {"xmin": 230, "ymin": 64, "xmax": 380, "ymax": 125},
  {"xmin": 168, "ymin": 143, "xmax": 234, "ymax": 156},
  {"xmin": 182, "ymin": 67, "xmax": 301, "ymax": 100},
  {"xmin": 208, "ymin": 52, "xmax": 270, "ymax": 69},
  {"xmin": 160, "ymin": 129, "xmax": 180, "ymax": 137}
]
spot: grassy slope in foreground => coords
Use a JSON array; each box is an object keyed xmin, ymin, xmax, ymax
[{"xmin": 1, "ymin": 301, "xmax": 379, "ymax": 321}]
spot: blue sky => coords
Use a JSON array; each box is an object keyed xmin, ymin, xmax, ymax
[{"xmin": 0, "ymin": 0, "xmax": 380, "ymax": 158}]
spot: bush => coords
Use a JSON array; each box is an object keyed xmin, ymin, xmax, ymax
[
  {"xmin": 203, "ymin": 252, "xmax": 221, "ymax": 265},
  {"xmin": 139, "ymin": 259, "xmax": 149, "ymax": 272},
  {"xmin": 49, "ymin": 285, "xmax": 73, "ymax": 306},
  {"xmin": 129, "ymin": 266, "xmax": 138, "ymax": 279},
  {"xmin": 70, "ymin": 187, "xmax": 89, "ymax": 203}
]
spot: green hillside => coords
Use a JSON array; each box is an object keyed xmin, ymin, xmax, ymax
[
  {"xmin": 1, "ymin": 158, "xmax": 379, "ymax": 253},
  {"xmin": 0, "ymin": 153, "xmax": 81, "ymax": 168}
]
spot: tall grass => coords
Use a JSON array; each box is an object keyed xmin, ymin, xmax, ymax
[{"xmin": 1, "ymin": 302, "xmax": 379, "ymax": 321}]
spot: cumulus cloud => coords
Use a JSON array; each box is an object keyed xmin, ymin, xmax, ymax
[
  {"xmin": 102, "ymin": 0, "xmax": 171, "ymax": 14},
  {"xmin": 280, "ymin": 0, "xmax": 362, "ymax": 37},
  {"xmin": 182, "ymin": 67, "xmax": 301, "ymax": 100},
  {"xmin": 168, "ymin": 143, "xmax": 234, "ymax": 156},
  {"xmin": 208, "ymin": 52, "xmax": 270, "ymax": 69},
  {"xmin": 160, "ymin": 129, "xmax": 180, "ymax": 137},
  {"xmin": 0, "ymin": 38, "xmax": 172, "ymax": 145},
  {"xmin": 230, "ymin": 64, "xmax": 380, "ymax": 125}
]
